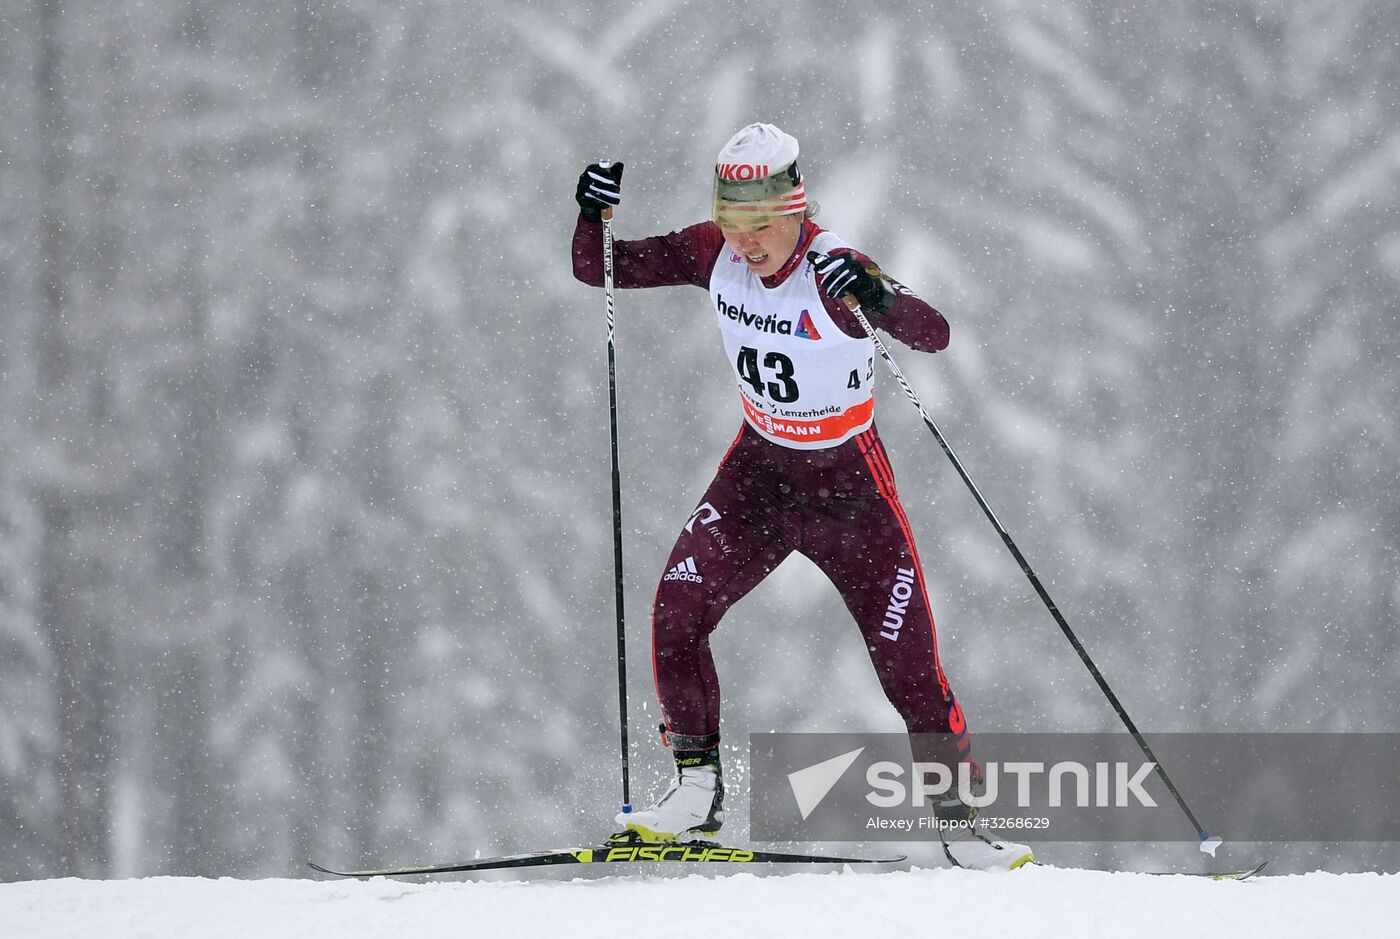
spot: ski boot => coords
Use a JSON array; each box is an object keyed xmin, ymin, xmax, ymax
[
  {"xmin": 613, "ymin": 727, "xmax": 724, "ymax": 845},
  {"xmin": 932, "ymin": 796, "xmax": 1035, "ymax": 871}
]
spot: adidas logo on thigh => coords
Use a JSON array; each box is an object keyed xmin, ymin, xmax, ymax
[{"xmin": 664, "ymin": 556, "xmax": 704, "ymax": 584}]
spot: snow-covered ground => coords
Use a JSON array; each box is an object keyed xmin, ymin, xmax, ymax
[{"xmin": 3, "ymin": 867, "xmax": 1394, "ymax": 938}]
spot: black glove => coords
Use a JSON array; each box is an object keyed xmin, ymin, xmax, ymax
[
  {"xmin": 575, "ymin": 161, "xmax": 624, "ymax": 223},
  {"xmin": 810, "ymin": 251, "xmax": 894, "ymax": 314}
]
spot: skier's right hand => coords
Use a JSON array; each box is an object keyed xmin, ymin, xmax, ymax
[{"xmin": 576, "ymin": 162, "xmax": 624, "ymax": 222}]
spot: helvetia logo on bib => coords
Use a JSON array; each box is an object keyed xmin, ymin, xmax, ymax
[{"xmin": 716, "ymin": 295, "xmax": 822, "ymax": 341}]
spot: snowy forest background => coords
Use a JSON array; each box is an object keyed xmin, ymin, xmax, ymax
[{"xmin": 1, "ymin": 0, "xmax": 1397, "ymax": 880}]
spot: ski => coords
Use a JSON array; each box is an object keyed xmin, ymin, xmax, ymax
[
  {"xmin": 309, "ymin": 844, "xmax": 1265, "ymax": 881},
  {"xmin": 1025, "ymin": 860, "xmax": 1268, "ymax": 881},
  {"xmin": 1144, "ymin": 860, "xmax": 1269, "ymax": 881},
  {"xmin": 309, "ymin": 842, "xmax": 907, "ymax": 878}
]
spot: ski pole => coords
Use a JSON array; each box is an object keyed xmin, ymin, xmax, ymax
[
  {"xmin": 600, "ymin": 162, "xmax": 631, "ymax": 815},
  {"xmin": 807, "ymin": 251, "xmax": 1221, "ymax": 856}
]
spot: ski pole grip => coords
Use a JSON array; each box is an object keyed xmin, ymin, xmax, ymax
[
  {"xmin": 598, "ymin": 159, "xmax": 615, "ymax": 221},
  {"xmin": 806, "ymin": 250, "xmax": 860, "ymax": 311}
]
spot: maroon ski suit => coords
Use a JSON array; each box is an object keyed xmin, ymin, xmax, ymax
[{"xmin": 573, "ymin": 215, "xmax": 971, "ymax": 767}]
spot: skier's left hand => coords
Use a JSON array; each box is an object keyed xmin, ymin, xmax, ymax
[{"xmin": 813, "ymin": 252, "xmax": 894, "ymax": 314}]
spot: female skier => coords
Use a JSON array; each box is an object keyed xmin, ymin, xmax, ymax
[{"xmin": 572, "ymin": 123, "xmax": 1031, "ymax": 870}]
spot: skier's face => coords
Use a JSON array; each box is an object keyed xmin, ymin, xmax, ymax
[{"xmin": 719, "ymin": 214, "xmax": 803, "ymax": 277}]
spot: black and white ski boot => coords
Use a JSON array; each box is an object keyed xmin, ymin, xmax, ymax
[
  {"xmin": 614, "ymin": 729, "xmax": 724, "ymax": 844},
  {"xmin": 933, "ymin": 796, "xmax": 1035, "ymax": 871}
]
